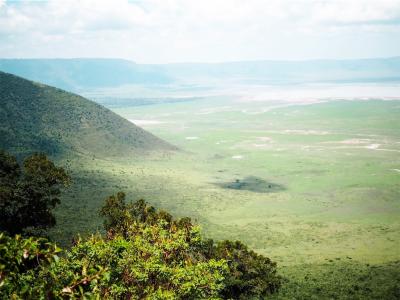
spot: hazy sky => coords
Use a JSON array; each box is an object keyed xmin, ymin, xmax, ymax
[{"xmin": 1, "ymin": 0, "xmax": 400, "ymax": 63}]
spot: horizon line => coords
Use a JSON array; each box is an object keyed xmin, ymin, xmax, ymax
[{"xmin": 0, "ymin": 55, "xmax": 399, "ymax": 65}]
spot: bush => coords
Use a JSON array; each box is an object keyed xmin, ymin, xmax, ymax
[
  {"xmin": 100, "ymin": 194, "xmax": 282, "ymax": 299},
  {"xmin": 0, "ymin": 226, "xmax": 227, "ymax": 299}
]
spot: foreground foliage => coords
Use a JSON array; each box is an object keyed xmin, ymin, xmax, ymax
[
  {"xmin": 0, "ymin": 151, "xmax": 70, "ymax": 235},
  {"xmin": 0, "ymin": 225, "xmax": 227, "ymax": 299},
  {"xmin": 100, "ymin": 192, "xmax": 282, "ymax": 299},
  {"xmin": 0, "ymin": 192, "xmax": 281, "ymax": 299}
]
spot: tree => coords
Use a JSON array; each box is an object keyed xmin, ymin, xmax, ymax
[
  {"xmin": 210, "ymin": 240, "xmax": 281, "ymax": 299},
  {"xmin": 100, "ymin": 193, "xmax": 282, "ymax": 299},
  {"xmin": 0, "ymin": 150, "xmax": 70, "ymax": 235},
  {"xmin": 99, "ymin": 191, "xmax": 130, "ymax": 237},
  {"xmin": 0, "ymin": 216, "xmax": 227, "ymax": 299},
  {"xmin": 100, "ymin": 194, "xmax": 175, "ymax": 238}
]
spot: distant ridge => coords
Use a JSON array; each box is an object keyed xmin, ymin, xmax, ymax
[
  {"xmin": 157, "ymin": 56, "xmax": 400, "ymax": 84},
  {"xmin": 0, "ymin": 57, "xmax": 400, "ymax": 89},
  {"xmin": 0, "ymin": 71, "xmax": 177, "ymax": 157},
  {"xmin": 0, "ymin": 59, "xmax": 171, "ymax": 92}
]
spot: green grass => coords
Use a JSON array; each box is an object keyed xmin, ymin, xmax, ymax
[
  {"xmin": 48, "ymin": 98, "xmax": 400, "ymax": 298},
  {"xmin": 272, "ymin": 260, "xmax": 400, "ymax": 299}
]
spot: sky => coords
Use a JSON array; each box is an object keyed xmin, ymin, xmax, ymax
[{"xmin": 0, "ymin": 0, "xmax": 400, "ymax": 63}]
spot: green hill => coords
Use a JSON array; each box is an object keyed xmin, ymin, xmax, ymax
[{"xmin": 0, "ymin": 71, "xmax": 177, "ymax": 157}]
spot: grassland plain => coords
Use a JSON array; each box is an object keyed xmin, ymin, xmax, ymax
[{"xmin": 50, "ymin": 97, "xmax": 400, "ymax": 298}]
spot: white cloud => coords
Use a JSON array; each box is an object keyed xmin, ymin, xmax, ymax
[
  {"xmin": 0, "ymin": 0, "xmax": 399, "ymax": 62},
  {"xmin": 310, "ymin": 0, "xmax": 400, "ymax": 25}
]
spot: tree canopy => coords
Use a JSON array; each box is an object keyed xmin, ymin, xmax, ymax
[{"xmin": 0, "ymin": 150, "xmax": 70, "ymax": 235}]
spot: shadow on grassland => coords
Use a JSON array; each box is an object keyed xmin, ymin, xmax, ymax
[{"xmin": 214, "ymin": 175, "xmax": 286, "ymax": 193}]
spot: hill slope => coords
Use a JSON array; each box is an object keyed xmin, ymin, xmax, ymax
[{"xmin": 0, "ymin": 71, "xmax": 176, "ymax": 157}]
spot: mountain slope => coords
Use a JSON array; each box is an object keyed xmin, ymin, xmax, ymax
[{"xmin": 0, "ymin": 71, "xmax": 176, "ymax": 157}]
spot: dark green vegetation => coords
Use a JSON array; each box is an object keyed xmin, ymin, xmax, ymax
[
  {"xmin": 215, "ymin": 176, "xmax": 285, "ymax": 193},
  {"xmin": 99, "ymin": 192, "xmax": 281, "ymax": 299},
  {"xmin": 0, "ymin": 71, "xmax": 176, "ymax": 157},
  {"xmin": 0, "ymin": 151, "xmax": 70, "ymax": 235},
  {"xmin": 0, "ymin": 152, "xmax": 281, "ymax": 299},
  {"xmin": 0, "ymin": 222, "xmax": 228, "ymax": 299}
]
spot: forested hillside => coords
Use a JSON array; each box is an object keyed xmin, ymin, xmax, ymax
[{"xmin": 0, "ymin": 71, "xmax": 176, "ymax": 157}]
